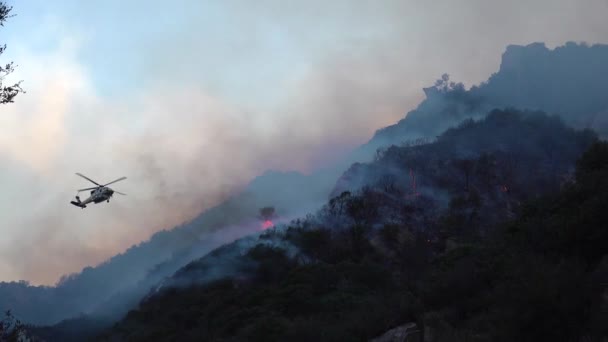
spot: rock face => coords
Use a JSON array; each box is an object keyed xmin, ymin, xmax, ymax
[
  {"xmin": 360, "ymin": 41, "xmax": 608, "ymax": 159},
  {"xmin": 475, "ymin": 41, "xmax": 608, "ymax": 134},
  {"xmin": 370, "ymin": 322, "xmax": 422, "ymax": 342}
]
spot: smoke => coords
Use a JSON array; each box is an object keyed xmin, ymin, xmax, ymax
[
  {"xmin": 1, "ymin": 0, "xmax": 608, "ymax": 286},
  {"xmin": 81, "ymin": 209, "xmax": 309, "ymax": 323},
  {"xmin": 150, "ymin": 220, "xmax": 302, "ymax": 295}
]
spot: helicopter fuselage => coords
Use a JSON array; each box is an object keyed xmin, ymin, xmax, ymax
[
  {"xmin": 70, "ymin": 173, "xmax": 126, "ymax": 209},
  {"xmin": 71, "ymin": 187, "xmax": 114, "ymax": 208}
]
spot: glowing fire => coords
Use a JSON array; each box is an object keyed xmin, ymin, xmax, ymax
[{"xmin": 262, "ymin": 220, "xmax": 274, "ymax": 230}]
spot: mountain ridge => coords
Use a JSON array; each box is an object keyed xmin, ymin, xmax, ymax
[
  {"xmin": 98, "ymin": 108, "xmax": 606, "ymax": 341},
  {"xmin": 3, "ymin": 40, "xmax": 608, "ymax": 330}
]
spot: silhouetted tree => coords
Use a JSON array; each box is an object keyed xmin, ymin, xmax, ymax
[
  {"xmin": 0, "ymin": 310, "xmax": 26, "ymax": 341},
  {"xmin": 453, "ymin": 158, "xmax": 475, "ymax": 191},
  {"xmin": 259, "ymin": 206, "xmax": 276, "ymax": 221},
  {"xmin": 328, "ymin": 191, "xmax": 351, "ymax": 219},
  {"xmin": 346, "ymin": 188, "xmax": 379, "ymax": 226},
  {"xmin": 0, "ymin": 3, "xmax": 23, "ymax": 104},
  {"xmin": 432, "ymin": 73, "xmax": 465, "ymax": 93}
]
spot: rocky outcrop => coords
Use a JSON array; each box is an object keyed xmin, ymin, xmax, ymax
[{"xmin": 370, "ymin": 322, "xmax": 421, "ymax": 342}]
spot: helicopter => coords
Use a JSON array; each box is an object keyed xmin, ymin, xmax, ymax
[{"xmin": 70, "ymin": 173, "xmax": 127, "ymax": 208}]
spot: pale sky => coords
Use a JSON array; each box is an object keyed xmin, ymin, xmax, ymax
[{"xmin": 0, "ymin": 0, "xmax": 607, "ymax": 285}]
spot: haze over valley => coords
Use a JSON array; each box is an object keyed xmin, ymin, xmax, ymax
[{"xmin": 0, "ymin": 1, "xmax": 607, "ymax": 341}]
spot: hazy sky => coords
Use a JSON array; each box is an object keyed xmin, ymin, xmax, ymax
[{"xmin": 0, "ymin": 0, "xmax": 607, "ymax": 285}]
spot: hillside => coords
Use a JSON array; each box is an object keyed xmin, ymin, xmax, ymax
[
  {"xmin": 358, "ymin": 41, "xmax": 608, "ymax": 159},
  {"xmin": 4, "ymin": 40, "xmax": 608, "ymax": 337},
  {"xmin": 97, "ymin": 110, "xmax": 607, "ymax": 341},
  {"xmin": 0, "ymin": 169, "xmax": 330, "ymax": 326}
]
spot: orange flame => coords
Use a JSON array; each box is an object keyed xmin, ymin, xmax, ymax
[{"xmin": 262, "ymin": 220, "xmax": 274, "ymax": 230}]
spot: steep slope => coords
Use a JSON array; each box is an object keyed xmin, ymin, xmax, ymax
[
  {"xmin": 357, "ymin": 41, "xmax": 608, "ymax": 159},
  {"xmin": 475, "ymin": 42, "xmax": 608, "ymax": 131},
  {"xmin": 98, "ymin": 111, "xmax": 606, "ymax": 342},
  {"xmin": 0, "ymin": 170, "xmax": 330, "ymax": 326},
  {"xmin": 5, "ymin": 40, "xmax": 608, "ymax": 329}
]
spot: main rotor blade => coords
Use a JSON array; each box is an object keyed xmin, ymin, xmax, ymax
[
  {"xmin": 78, "ymin": 187, "xmax": 98, "ymax": 192},
  {"xmin": 113, "ymin": 190, "xmax": 127, "ymax": 195},
  {"xmin": 76, "ymin": 173, "xmax": 100, "ymax": 186},
  {"xmin": 103, "ymin": 177, "xmax": 126, "ymax": 186}
]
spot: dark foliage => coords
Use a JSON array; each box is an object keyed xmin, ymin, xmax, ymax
[
  {"xmin": 0, "ymin": 310, "xmax": 26, "ymax": 341},
  {"xmin": 419, "ymin": 142, "xmax": 608, "ymax": 341},
  {"xmin": 7, "ymin": 42, "xmax": 608, "ymax": 331},
  {"xmin": 100, "ymin": 235, "xmax": 422, "ymax": 342},
  {"xmin": 26, "ymin": 315, "xmax": 113, "ymax": 342},
  {"xmin": 94, "ymin": 114, "xmax": 607, "ymax": 341},
  {"xmin": 0, "ymin": 2, "xmax": 23, "ymax": 104}
]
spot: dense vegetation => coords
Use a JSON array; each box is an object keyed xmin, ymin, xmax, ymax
[
  {"xmin": 5, "ymin": 42, "xmax": 608, "ymax": 330},
  {"xmin": 0, "ymin": 311, "xmax": 26, "ymax": 341},
  {"xmin": 96, "ymin": 110, "xmax": 607, "ymax": 341}
]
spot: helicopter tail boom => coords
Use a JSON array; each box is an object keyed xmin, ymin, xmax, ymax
[
  {"xmin": 70, "ymin": 195, "xmax": 86, "ymax": 208},
  {"xmin": 70, "ymin": 201, "xmax": 86, "ymax": 208}
]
